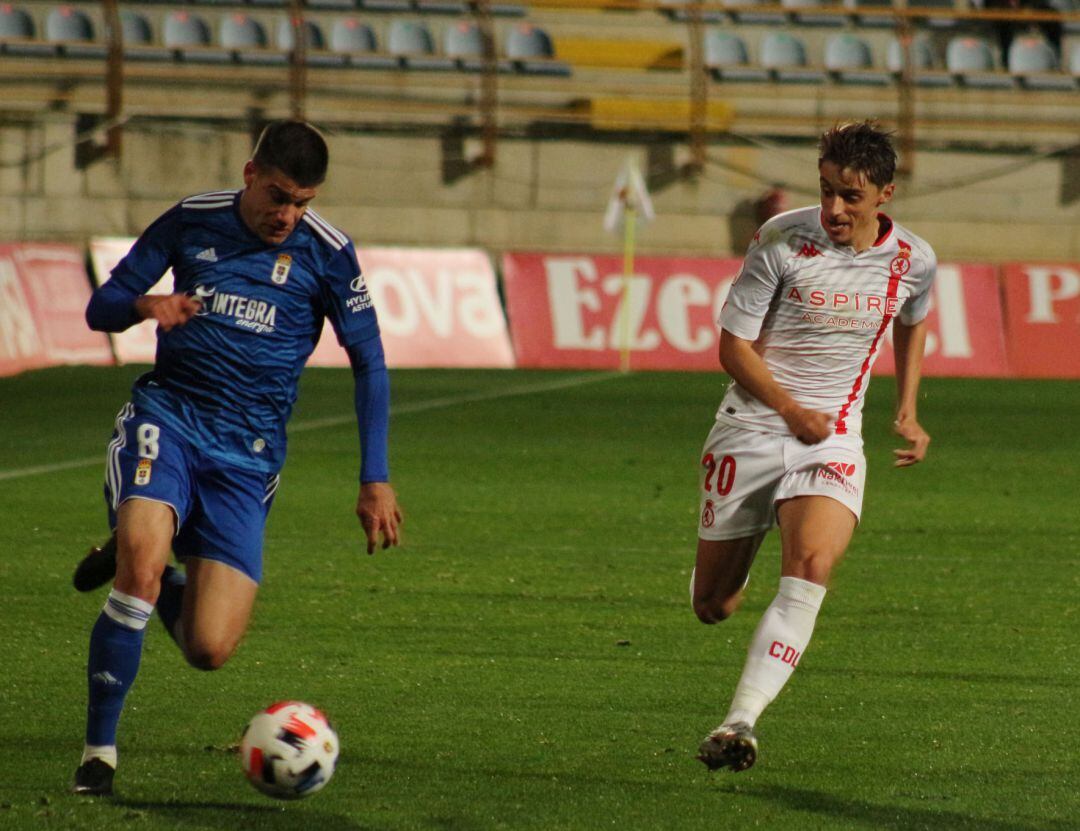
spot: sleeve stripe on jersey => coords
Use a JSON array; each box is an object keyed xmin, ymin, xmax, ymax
[
  {"xmin": 303, "ymin": 210, "xmax": 348, "ymax": 251},
  {"xmin": 182, "ymin": 190, "xmax": 239, "ymax": 209}
]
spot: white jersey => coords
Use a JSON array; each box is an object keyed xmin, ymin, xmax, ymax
[{"xmin": 717, "ymin": 205, "xmax": 936, "ymax": 438}]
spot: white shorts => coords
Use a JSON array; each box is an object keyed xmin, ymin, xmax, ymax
[{"xmin": 697, "ymin": 421, "xmax": 866, "ymax": 541}]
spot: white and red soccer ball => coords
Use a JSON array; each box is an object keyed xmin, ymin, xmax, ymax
[{"xmin": 240, "ymin": 701, "xmax": 339, "ymax": 800}]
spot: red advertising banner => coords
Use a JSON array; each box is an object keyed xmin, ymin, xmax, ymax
[
  {"xmin": 502, "ymin": 252, "xmax": 742, "ymax": 371},
  {"xmin": 503, "ymin": 253, "xmax": 1008, "ymax": 375},
  {"xmin": 0, "ymin": 244, "xmax": 112, "ymax": 377},
  {"xmin": 1000, "ymin": 263, "xmax": 1080, "ymax": 378},
  {"xmin": 873, "ymin": 263, "xmax": 1009, "ymax": 378},
  {"xmin": 310, "ymin": 247, "xmax": 514, "ymax": 369}
]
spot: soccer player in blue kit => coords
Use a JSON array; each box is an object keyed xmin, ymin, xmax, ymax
[{"xmin": 70, "ymin": 120, "xmax": 402, "ymax": 796}]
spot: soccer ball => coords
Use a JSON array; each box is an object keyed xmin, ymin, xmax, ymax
[{"xmin": 240, "ymin": 701, "xmax": 339, "ymax": 800}]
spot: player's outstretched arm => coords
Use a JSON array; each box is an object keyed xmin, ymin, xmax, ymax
[
  {"xmin": 891, "ymin": 319, "xmax": 930, "ymax": 467},
  {"xmin": 719, "ymin": 330, "xmax": 832, "ymax": 445},
  {"xmin": 356, "ymin": 482, "xmax": 402, "ymax": 555}
]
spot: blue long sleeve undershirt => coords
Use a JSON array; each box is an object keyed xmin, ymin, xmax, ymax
[
  {"xmin": 347, "ymin": 336, "xmax": 391, "ymax": 484},
  {"xmin": 85, "ymin": 278, "xmax": 143, "ymax": 332}
]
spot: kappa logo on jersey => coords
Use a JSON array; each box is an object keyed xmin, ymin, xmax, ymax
[
  {"xmin": 198, "ymin": 286, "xmax": 278, "ymax": 334},
  {"xmin": 271, "ymin": 254, "xmax": 292, "ymax": 285},
  {"xmin": 796, "ymin": 242, "xmax": 823, "ymax": 258},
  {"xmin": 196, "ymin": 247, "xmax": 218, "ymax": 263},
  {"xmin": 347, "ymin": 274, "xmax": 374, "ymax": 314},
  {"xmin": 135, "ymin": 459, "xmax": 152, "ymax": 485}
]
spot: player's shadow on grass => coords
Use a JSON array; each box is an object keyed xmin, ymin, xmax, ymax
[
  {"xmin": 742, "ymin": 785, "xmax": 1071, "ymax": 831},
  {"xmin": 116, "ymin": 800, "xmax": 379, "ymax": 831}
]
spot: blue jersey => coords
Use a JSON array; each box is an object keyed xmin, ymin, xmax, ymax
[{"xmin": 89, "ymin": 190, "xmax": 382, "ymax": 475}]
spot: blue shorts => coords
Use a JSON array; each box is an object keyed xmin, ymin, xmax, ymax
[{"xmin": 104, "ymin": 403, "xmax": 280, "ymax": 583}]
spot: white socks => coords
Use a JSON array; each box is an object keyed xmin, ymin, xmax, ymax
[
  {"xmin": 723, "ymin": 575, "xmax": 827, "ymax": 727},
  {"xmin": 81, "ymin": 745, "xmax": 117, "ymax": 768}
]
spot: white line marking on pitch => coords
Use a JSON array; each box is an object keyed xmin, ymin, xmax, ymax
[{"xmin": 0, "ymin": 372, "xmax": 622, "ymax": 482}]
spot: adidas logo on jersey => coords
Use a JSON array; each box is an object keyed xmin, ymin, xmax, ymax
[
  {"xmin": 196, "ymin": 247, "xmax": 218, "ymax": 263},
  {"xmin": 796, "ymin": 242, "xmax": 822, "ymax": 258}
]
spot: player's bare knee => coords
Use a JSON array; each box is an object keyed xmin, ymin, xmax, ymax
[
  {"xmin": 786, "ymin": 548, "xmax": 837, "ymax": 585},
  {"xmin": 114, "ymin": 564, "xmax": 163, "ymax": 604},
  {"xmin": 184, "ymin": 645, "xmax": 230, "ymax": 672},
  {"xmin": 693, "ymin": 595, "xmax": 739, "ymax": 624},
  {"xmin": 183, "ymin": 636, "xmax": 236, "ymax": 671}
]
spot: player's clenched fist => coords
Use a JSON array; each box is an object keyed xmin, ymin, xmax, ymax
[
  {"xmin": 134, "ymin": 293, "xmax": 202, "ymax": 331},
  {"xmin": 780, "ymin": 404, "xmax": 833, "ymax": 445}
]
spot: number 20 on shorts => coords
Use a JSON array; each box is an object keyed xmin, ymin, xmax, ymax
[{"xmin": 702, "ymin": 453, "xmax": 736, "ymax": 496}]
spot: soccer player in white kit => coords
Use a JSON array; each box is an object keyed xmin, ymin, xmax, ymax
[{"xmin": 694, "ymin": 122, "xmax": 935, "ymax": 772}]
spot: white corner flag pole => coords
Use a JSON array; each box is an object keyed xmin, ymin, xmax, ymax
[
  {"xmin": 619, "ymin": 202, "xmax": 637, "ymax": 374},
  {"xmin": 605, "ymin": 158, "xmax": 653, "ymax": 375}
]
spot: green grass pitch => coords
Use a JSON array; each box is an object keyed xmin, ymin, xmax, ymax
[{"xmin": 0, "ymin": 366, "xmax": 1077, "ymax": 830}]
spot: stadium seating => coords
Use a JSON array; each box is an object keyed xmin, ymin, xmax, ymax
[
  {"xmin": 886, "ymin": 34, "xmax": 953, "ymax": 85},
  {"xmin": 506, "ymin": 23, "xmax": 570, "ymax": 75},
  {"xmin": 387, "ymin": 19, "xmax": 454, "ymax": 69},
  {"xmin": 443, "ymin": 20, "xmax": 511, "ymax": 71},
  {"xmin": 0, "ymin": 3, "xmax": 56, "ymax": 57},
  {"xmin": 704, "ymin": 30, "xmax": 770, "ymax": 81},
  {"xmin": 221, "ymin": 12, "xmax": 287, "ymax": 65},
  {"xmin": 908, "ymin": 0, "xmax": 959, "ymax": 27},
  {"xmin": 47, "ymin": 5, "xmax": 106, "ymax": 58},
  {"xmin": 728, "ymin": 0, "xmax": 788, "ymax": 25},
  {"xmin": 121, "ymin": 9, "xmax": 173, "ymax": 62},
  {"xmin": 329, "ymin": 17, "xmax": 398, "ymax": 67},
  {"xmin": 759, "ymin": 30, "xmax": 825, "ymax": 82},
  {"xmin": 781, "ymin": 0, "xmax": 846, "ymax": 27},
  {"xmin": 824, "ymin": 32, "xmax": 891, "ymax": 83},
  {"xmin": 846, "ymin": 0, "xmax": 901, "ymax": 27},
  {"xmin": 660, "ymin": 0, "xmax": 727, "ymax": 24},
  {"xmin": 1006, "ymin": 34, "xmax": 1074, "ymax": 88},
  {"xmin": 1071, "ymin": 41, "xmax": 1080, "ymax": 74},
  {"xmin": 164, "ymin": 10, "xmax": 231, "ymax": 63},
  {"xmin": 946, "ymin": 34, "xmax": 1014, "ymax": 87}
]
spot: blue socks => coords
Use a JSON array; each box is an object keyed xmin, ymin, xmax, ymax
[{"xmin": 85, "ymin": 589, "xmax": 153, "ymax": 749}]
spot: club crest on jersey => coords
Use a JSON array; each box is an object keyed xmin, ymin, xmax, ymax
[
  {"xmin": 890, "ymin": 256, "xmax": 911, "ymax": 277},
  {"xmin": 135, "ymin": 459, "xmax": 152, "ymax": 486},
  {"xmin": 271, "ymin": 254, "xmax": 292, "ymax": 285},
  {"xmin": 701, "ymin": 499, "xmax": 715, "ymax": 529}
]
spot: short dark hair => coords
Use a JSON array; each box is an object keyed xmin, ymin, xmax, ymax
[
  {"xmin": 251, "ymin": 120, "xmax": 329, "ymax": 187},
  {"xmin": 818, "ymin": 121, "xmax": 896, "ymax": 188}
]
